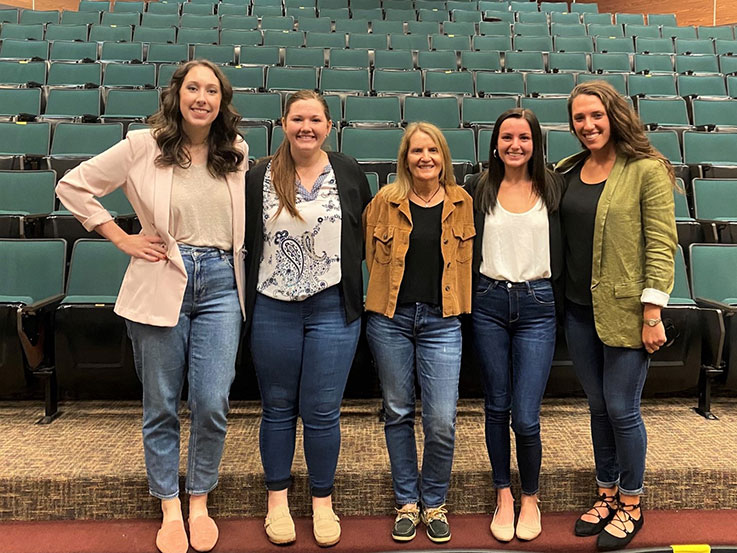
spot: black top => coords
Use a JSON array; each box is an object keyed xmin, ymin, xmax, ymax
[
  {"xmin": 244, "ymin": 151, "xmax": 372, "ymax": 334},
  {"xmin": 560, "ymin": 165, "xmax": 606, "ymax": 306},
  {"xmin": 397, "ymin": 201, "xmax": 444, "ymax": 306}
]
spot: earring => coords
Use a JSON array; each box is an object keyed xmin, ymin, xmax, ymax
[{"xmin": 493, "ymin": 149, "xmax": 499, "ymax": 158}]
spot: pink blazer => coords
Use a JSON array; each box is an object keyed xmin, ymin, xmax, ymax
[{"xmin": 56, "ymin": 129, "xmax": 249, "ymax": 327}]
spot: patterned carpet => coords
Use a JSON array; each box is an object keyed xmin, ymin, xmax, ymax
[{"xmin": 1, "ymin": 397, "xmax": 736, "ymax": 521}]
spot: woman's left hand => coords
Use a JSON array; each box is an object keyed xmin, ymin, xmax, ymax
[{"xmin": 642, "ymin": 322, "xmax": 666, "ymax": 354}]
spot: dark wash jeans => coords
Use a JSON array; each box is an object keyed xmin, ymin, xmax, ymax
[
  {"xmin": 472, "ymin": 275, "xmax": 556, "ymax": 495},
  {"xmin": 564, "ymin": 300, "xmax": 649, "ymax": 495},
  {"xmin": 250, "ymin": 285, "xmax": 361, "ymax": 497},
  {"xmin": 366, "ymin": 302, "xmax": 462, "ymax": 509}
]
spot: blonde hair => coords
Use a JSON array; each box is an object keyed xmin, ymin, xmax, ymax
[
  {"xmin": 568, "ymin": 80, "xmax": 675, "ymax": 185},
  {"xmin": 380, "ymin": 122, "xmax": 457, "ymax": 203}
]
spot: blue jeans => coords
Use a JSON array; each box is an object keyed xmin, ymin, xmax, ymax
[
  {"xmin": 472, "ymin": 276, "xmax": 556, "ymax": 495},
  {"xmin": 366, "ymin": 303, "xmax": 462, "ymax": 509},
  {"xmin": 126, "ymin": 245, "xmax": 242, "ymax": 499},
  {"xmin": 250, "ymin": 286, "xmax": 361, "ymax": 497},
  {"xmin": 564, "ymin": 300, "xmax": 649, "ymax": 496}
]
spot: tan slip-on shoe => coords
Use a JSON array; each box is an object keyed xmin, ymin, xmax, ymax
[
  {"xmin": 189, "ymin": 515, "xmax": 219, "ymax": 552},
  {"xmin": 312, "ymin": 506, "xmax": 341, "ymax": 547},
  {"xmin": 515, "ymin": 503, "xmax": 542, "ymax": 541},
  {"xmin": 264, "ymin": 505, "xmax": 296, "ymax": 545},
  {"xmin": 156, "ymin": 520, "xmax": 189, "ymax": 553},
  {"xmin": 490, "ymin": 506, "xmax": 515, "ymax": 543}
]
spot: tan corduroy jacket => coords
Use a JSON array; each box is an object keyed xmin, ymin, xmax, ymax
[
  {"xmin": 363, "ymin": 183, "xmax": 475, "ymax": 318},
  {"xmin": 555, "ymin": 150, "xmax": 677, "ymax": 348}
]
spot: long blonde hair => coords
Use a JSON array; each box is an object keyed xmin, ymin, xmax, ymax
[
  {"xmin": 380, "ymin": 122, "xmax": 457, "ymax": 203},
  {"xmin": 568, "ymin": 80, "xmax": 676, "ymax": 185},
  {"xmin": 270, "ymin": 90, "xmax": 332, "ymax": 219}
]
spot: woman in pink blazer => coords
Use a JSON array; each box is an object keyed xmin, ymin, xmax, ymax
[{"xmin": 56, "ymin": 60, "xmax": 248, "ymax": 553}]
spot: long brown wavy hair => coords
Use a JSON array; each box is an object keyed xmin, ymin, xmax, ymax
[
  {"xmin": 475, "ymin": 108, "xmax": 561, "ymax": 215},
  {"xmin": 381, "ymin": 121, "xmax": 457, "ymax": 203},
  {"xmin": 270, "ymin": 89, "xmax": 332, "ymax": 220},
  {"xmin": 148, "ymin": 59, "xmax": 244, "ymax": 178},
  {"xmin": 567, "ymin": 80, "xmax": 676, "ymax": 185}
]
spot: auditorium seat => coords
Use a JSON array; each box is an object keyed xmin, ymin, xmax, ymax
[
  {"xmin": 220, "ymin": 65, "xmax": 264, "ymax": 91},
  {"xmin": 373, "ymin": 69, "xmax": 423, "ymax": 95},
  {"xmin": 43, "ymin": 88, "xmax": 102, "ymax": 120},
  {"xmin": 476, "ymin": 71, "xmax": 525, "ymax": 96},
  {"xmin": 89, "ymin": 23, "xmax": 133, "ymax": 42},
  {"xmin": 636, "ymin": 96, "xmax": 690, "ymax": 128},
  {"xmin": 690, "ymin": 243, "xmax": 737, "ymax": 396},
  {"xmin": 55, "ymin": 239, "xmax": 140, "ymax": 399},
  {"xmin": 462, "ymin": 96, "xmax": 518, "ymax": 129},
  {"xmin": 0, "ymin": 23, "xmax": 44, "ymax": 40},
  {"xmin": 271, "ymin": 126, "xmax": 338, "ymax": 154},
  {"xmin": 0, "ymin": 121, "xmax": 50, "ymax": 170},
  {"xmin": 404, "ymin": 96, "xmax": 460, "ymax": 128},
  {"xmin": 0, "ymin": 60, "xmax": 46, "ymax": 86},
  {"xmin": 238, "ymin": 125, "xmax": 269, "ymax": 162},
  {"xmin": 100, "ymin": 42, "xmax": 144, "ymax": 63},
  {"xmin": 0, "ymin": 88, "xmax": 42, "ymax": 121},
  {"xmin": 545, "ymin": 128, "xmax": 583, "ymax": 164},
  {"xmin": 0, "ymin": 238, "xmax": 66, "ymax": 420},
  {"xmin": 577, "ymin": 71, "xmax": 627, "ymax": 95},
  {"xmin": 102, "ymin": 63, "xmax": 156, "ymax": 88},
  {"xmin": 344, "ymin": 96, "xmax": 401, "ymax": 126},
  {"xmin": 673, "ymin": 177, "xmax": 704, "ymax": 260},
  {"xmin": 341, "ymin": 127, "xmax": 404, "ymax": 182},
  {"xmin": 0, "ymin": 38, "xmax": 50, "ymax": 60},
  {"xmin": 0, "ymin": 170, "xmax": 55, "ymax": 238},
  {"xmin": 692, "ymin": 178, "xmax": 737, "ymax": 243},
  {"xmin": 48, "ymin": 121, "xmax": 123, "ymax": 181},
  {"xmin": 45, "ymin": 23, "xmax": 89, "ymax": 41},
  {"xmin": 683, "ymin": 131, "xmax": 737, "ymax": 178},
  {"xmin": 691, "ymin": 98, "xmax": 737, "ymax": 129},
  {"xmin": 628, "ymin": 73, "xmax": 678, "ymax": 97},
  {"xmin": 548, "ymin": 52, "xmax": 589, "ymax": 72}
]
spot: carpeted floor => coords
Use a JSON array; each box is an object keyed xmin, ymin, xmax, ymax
[
  {"xmin": 1, "ymin": 398, "xmax": 736, "ymax": 521},
  {"xmin": 3, "ymin": 511, "xmax": 737, "ymax": 553}
]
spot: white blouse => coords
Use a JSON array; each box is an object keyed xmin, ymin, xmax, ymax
[
  {"xmin": 257, "ymin": 162, "xmax": 343, "ymax": 301},
  {"xmin": 480, "ymin": 197, "xmax": 551, "ymax": 283}
]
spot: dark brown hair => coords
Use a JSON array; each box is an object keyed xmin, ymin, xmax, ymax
[
  {"xmin": 476, "ymin": 108, "xmax": 560, "ymax": 214},
  {"xmin": 567, "ymin": 80, "xmax": 676, "ymax": 185},
  {"xmin": 148, "ymin": 59, "xmax": 244, "ymax": 178},
  {"xmin": 270, "ymin": 90, "xmax": 332, "ymax": 219}
]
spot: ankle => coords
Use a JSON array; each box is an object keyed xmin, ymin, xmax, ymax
[
  {"xmin": 267, "ymin": 490, "xmax": 289, "ymax": 513},
  {"xmin": 312, "ymin": 495, "xmax": 333, "ymax": 512},
  {"xmin": 189, "ymin": 494, "xmax": 209, "ymax": 520},
  {"xmin": 161, "ymin": 497, "xmax": 183, "ymax": 523}
]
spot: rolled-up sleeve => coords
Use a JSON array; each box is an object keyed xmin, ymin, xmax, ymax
[
  {"xmin": 55, "ymin": 135, "xmax": 136, "ymax": 232},
  {"xmin": 639, "ymin": 161, "xmax": 678, "ymax": 305}
]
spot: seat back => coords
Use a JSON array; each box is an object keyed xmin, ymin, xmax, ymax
[
  {"xmin": 692, "ymin": 178, "xmax": 737, "ymax": 220},
  {"xmin": 0, "ymin": 239, "xmax": 66, "ymax": 303},
  {"xmin": 690, "ymin": 244, "xmax": 737, "ymax": 303},
  {"xmin": 51, "ymin": 123, "xmax": 123, "ymax": 156},
  {"xmin": 65, "ymin": 239, "xmax": 129, "ymax": 300},
  {"xmin": 0, "ymin": 170, "xmax": 56, "ymax": 214}
]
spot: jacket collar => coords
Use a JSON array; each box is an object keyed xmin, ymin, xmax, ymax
[{"xmin": 389, "ymin": 183, "xmax": 467, "ymax": 223}]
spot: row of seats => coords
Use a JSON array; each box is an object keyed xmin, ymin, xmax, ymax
[
  {"xmin": 3, "ymin": 236, "xmax": 735, "ymax": 415},
  {"xmin": 1, "ymin": 117, "xmax": 736, "ymax": 174},
  {"xmin": 3, "ymin": 63, "xmax": 737, "ymax": 100},
  {"xmin": 3, "ymin": 83, "xmax": 737, "ymax": 129},
  {"xmin": 4, "ymin": 17, "xmax": 735, "ymax": 42}
]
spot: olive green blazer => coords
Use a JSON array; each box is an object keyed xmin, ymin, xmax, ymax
[{"xmin": 555, "ymin": 151, "xmax": 678, "ymax": 349}]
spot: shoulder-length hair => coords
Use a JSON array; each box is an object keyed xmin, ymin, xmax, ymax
[
  {"xmin": 475, "ymin": 108, "xmax": 560, "ymax": 214},
  {"xmin": 148, "ymin": 59, "xmax": 244, "ymax": 178},
  {"xmin": 567, "ymin": 80, "xmax": 676, "ymax": 185},
  {"xmin": 270, "ymin": 89, "xmax": 332, "ymax": 220},
  {"xmin": 380, "ymin": 122, "xmax": 457, "ymax": 203}
]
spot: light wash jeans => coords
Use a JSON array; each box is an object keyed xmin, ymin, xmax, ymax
[
  {"xmin": 126, "ymin": 244, "xmax": 242, "ymax": 499},
  {"xmin": 250, "ymin": 286, "xmax": 361, "ymax": 497},
  {"xmin": 366, "ymin": 303, "xmax": 462, "ymax": 509},
  {"xmin": 472, "ymin": 276, "xmax": 557, "ymax": 495}
]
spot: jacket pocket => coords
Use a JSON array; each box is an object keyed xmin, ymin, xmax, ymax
[
  {"xmin": 452, "ymin": 225, "xmax": 476, "ymax": 263},
  {"xmin": 372, "ymin": 225, "xmax": 394, "ymax": 264},
  {"xmin": 614, "ymin": 280, "xmax": 644, "ymax": 298}
]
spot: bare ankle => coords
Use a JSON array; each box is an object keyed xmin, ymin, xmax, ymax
[
  {"xmin": 267, "ymin": 490, "xmax": 289, "ymax": 513},
  {"xmin": 161, "ymin": 497, "xmax": 183, "ymax": 523}
]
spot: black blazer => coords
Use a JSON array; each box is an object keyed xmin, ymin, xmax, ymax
[
  {"xmin": 464, "ymin": 173, "xmax": 565, "ymax": 312},
  {"xmin": 244, "ymin": 151, "xmax": 372, "ymax": 334}
]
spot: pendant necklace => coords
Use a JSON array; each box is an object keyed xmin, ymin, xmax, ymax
[{"xmin": 412, "ymin": 184, "xmax": 442, "ymax": 207}]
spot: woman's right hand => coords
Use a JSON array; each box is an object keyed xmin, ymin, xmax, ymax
[
  {"xmin": 94, "ymin": 220, "xmax": 167, "ymax": 262},
  {"xmin": 115, "ymin": 233, "xmax": 167, "ymax": 262}
]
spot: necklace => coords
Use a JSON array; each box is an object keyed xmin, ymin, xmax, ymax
[{"xmin": 411, "ymin": 184, "xmax": 442, "ymax": 207}]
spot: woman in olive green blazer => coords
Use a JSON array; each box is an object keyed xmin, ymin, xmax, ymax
[{"xmin": 555, "ymin": 81, "xmax": 677, "ymax": 552}]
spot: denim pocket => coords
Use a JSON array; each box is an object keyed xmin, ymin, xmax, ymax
[
  {"xmin": 475, "ymin": 278, "xmax": 494, "ymax": 297},
  {"xmin": 220, "ymin": 252, "xmax": 235, "ymax": 269},
  {"xmin": 530, "ymin": 285, "xmax": 555, "ymax": 305}
]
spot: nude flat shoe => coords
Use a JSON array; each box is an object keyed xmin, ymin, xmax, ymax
[
  {"xmin": 490, "ymin": 506, "xmax": 515, "ymax": 543},
  {"xmin": 156, "ymin": 520, "xmax": 189, "ymax": 553},
  {"xmin": 189, "ymin": 515, "xmax": 219, "ymax": 552}
]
